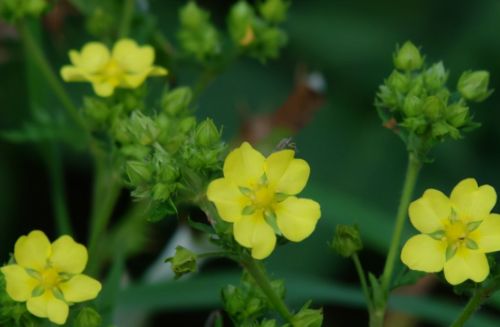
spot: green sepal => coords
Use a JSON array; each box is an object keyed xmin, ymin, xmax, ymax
[
  {"xmin": 446, "ymin": 245, "xmax": 457, "ymax": 261},
  {"xmin": 465, "ymin": 238, "xmax": 479, "ymax": 250},
  {"xmin": 428, "ymin": 230, "xmax": 445, "ymax": 240},
  {"xmin": 467, "ymin": 220, "xmax": 482, "ymax": 232}
]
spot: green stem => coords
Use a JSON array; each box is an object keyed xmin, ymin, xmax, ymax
[
  {"xmin": 241, "ymin": 257, "xmax": 294, "ymax": 323},
  {"xmin": 46, "ymin": 143, "xmax": 73, "ymax": 235},
  {"xmin": 352, "ymin": 253, "xmax": 371, "ymax": 310},
  {"xmin": 450, "ymin": 288, "xmax": 486, "ymax": 327},
  {"xmin": 381, "ymin": 153, "xmax": 421, "ymax": 292},
  {"xmin": 86, "ymin": 150, "xmax": 122, "ymax": 275},
  {"xmin": 20, "ymin": 20, "xmax": 87, "ymax": 134},
  {"xmin": 118, "ymin": 0, "xmax": 135, "ymax": 38}
]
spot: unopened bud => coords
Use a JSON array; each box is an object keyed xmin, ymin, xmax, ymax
[
  {"xmin": 126, "ymin": 161, "xmax": 152, "ymax": 185},
  {"xmin": 331, "ymin": 224, "xmax": 362, "ymax": 258},
  {"xmin": 195, "ymin": 118, "xmax": 220, "ymax": 146},
  {"xmin": 403, "ymin": 95, "xmax": 422, "ymax": 117},
  {"xmin": 228, "ymin": 1, "xmax": 255, "ymax": 45},
  {"xmin": 446, "ymin": 102, "xmax": 469, "ymax": 128},
  {"xmin": 393, "ymin": 41, "xmax": 423, "ymax": 71},
  {"xmin": 166, "ymin": 246, "xmax": 197, "ymax": 279},
  {"xmin": 74, "ymin": 307, "xmax": 102, "ymax": 327},
  {"xmin": 179, "ymin": 1, "xmax": 207, "ymax": 28},
  {"xmin": 162, "ymin": 87, "xmax": 193, "ymax": 116},
  {"xmin": 258, "ymin": 0, "xmax": 290, "ymax": 23},
  {"xmin": 424, "ymin": 62, "xmax": 448, "ymax": 90},
  {"xmin": 422, "ymin": 96, "xmax": 445, "ymax": 121},
  {"xmin": 457, "ymin": 70, "xmax": 492, "ymax": 102},
  {"xmin": 387, "ymin": 70, "xmax": 410, "ymax": 93}
]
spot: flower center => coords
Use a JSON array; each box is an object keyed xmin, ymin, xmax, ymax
[
  {"xmin": 39, "ymin": 267, "xmax": 61, "ymax": 290},
  {"xmin": 445, "ymin": 220, "xmax": 468, "ymax": 244},
  {"xmin": 253, "ymin": 185, "xmax": 274, "ymax": 209},
  {"xmin": 103, "ymin": 59, "xmax": 124, "ymax": 85}
]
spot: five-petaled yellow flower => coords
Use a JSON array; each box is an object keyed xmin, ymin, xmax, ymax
[
  {"xmin": 1, "ymin": 230, "xmax": 102, "ymax": 325},
  {"xmin": 207, "ymin": 142, "xmax": 321, "ymax": 259},
  {"xmin": 401, "ymin": 178, "xmax": 500, "ymax": 285},
  {"xmin": 61, "ymin": 39, "xmax": 167, "ymax": 97}
]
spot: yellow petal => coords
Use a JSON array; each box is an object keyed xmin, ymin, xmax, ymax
[
  {"xmin": 47, "ymin": 297, "xmax": 69, "ymax": 325},
  {"xmin": 149, "ymin": 66, "xmax": 168, "ymax": 76},
  {"xmin": 122, "ymin": 73, "xmax": 148, "ymax": 88},
  {"xmin": 223, "ymin": 142, "xmax": 265, "ymax": 187},
  {"xmin": 207, "ymin": 178, "xmax": 247, "ymax": 222},
  {"xmin": 78, "ymin": 42, "xmax": 110, "ymax": 73},
  {"xmin": 401, "ymin": 234, "xmax": 446, "ymax": 272},
  {"xmin": 233, "ymin": 215, "xmax": 276, "ymax": 259},
  {"xmin": 265, "ymin": 150, "xmax": 310, "ymax": 195},
  {"xmin": 92, "ymin": 82, "xmax": 115, "ymax": 97},
  {"xmin": 49, "ymin": 235, "xmax": 88, "ymax": 274},
  {"xmin": 0, "ymin": 264, "xmax": 38, "ymax": 301},
  {"xmin": 450, "ymin": 178, "xmax": 497, "ymax": 221},
  {"xmin": 469, "ymin": 213, "xmax": 500, "ymax": 253},
  {"xmin": 112, "ymin": 39, "xmax": 155, "ymax": 73},
  {"xmin": 60, "ymin": 274, "xmax": 102, "ymax": 303},
  {"xmin": 27, "ymin": 291, "xmax": 50, "ymax": 318},
  {"xmin": 408, "ymin": 189, "xmax": 450, "ymax": 233},
  {"xmin": 14, "ymin": 230, "xmax": 51, "ymax": 271},
  {"xmin": 275, "ymin": 197, "xmax": 320, "ymax": 242},
  {"xmin": 443, "ymin": 247, "xmax": 489, "ymax": 285},
  {"xmin": 60, "ymin": 66, "xmax": 86, "ymax": 82}
]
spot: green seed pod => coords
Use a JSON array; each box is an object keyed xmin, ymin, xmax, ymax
[
  {"xmin": 393, "ymin": 41, "xmax": 423, "ymax": 71},
  {"xmin": 330, "ymin": 224, "xmax": 363, "ymax": 258},
  {"xmin": 126, "ymin": 161, "xmax": 152, "ymax": 185},
  {"xmin": 457, "ymin": 70, "xmax": 492, "ymax": 102}
]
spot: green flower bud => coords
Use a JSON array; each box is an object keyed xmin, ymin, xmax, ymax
[
  {"xmin": 330, "ymin": 224, "xmax": 363, "ymax": 258},
  {"xmin": 195, "ymin": 118, "xmax": 221, "ymax": 147},
  {"xmin": 431, "ymin": 121, "xmax": 456, "ymax": 139},
  {"xmin": 403, "ymin": 95, "xmax": 422, "ymax": 117},
  {"xmin": 402, "ymin": 116, "xmax": 427, "ymax": 134},
  {"xmin": 126, "ymin": 161, "xmax": 152, "ymax": 185},
  {"xmin": 422, "ymin": 95, "xmax": 445, "ymax": 121},
  {"xmin": 407, "ymin": 75, "xmax": 425, "ymax": 97},
  {"xmin": 74, "ymin": 307, "xmax": 102, "ymax": 327},
  {"xmin": 166, "ymin": 246, "xmax": 197, "ymax": 279},
  {"xmin": 158, "ymin": 165, "xmax": 180, "ymax": 183},
  {"xmin": 179, "ymin": 116, "xmax": 197, "ymax": 133},
  {"xmin": 387, "ymin": 70, "xmax": 410, "ymax": 93},
  {"xmin": 0, "ymin": 0, "xmax": 47, "ymax": 21},
  {"xmin": 258, "ymin": 0, "xmax": 290, "ymax": 23},
  {"xmin": 83, "ymin": 97, "xmax": 110, "ymax": 125},
  {"xmin": 254, "ymin": 26, "xmax": 287, "ymax": 61},
  {"xmin": 178, "ymin": 2, "xmax": 221, "ymax": 61},
  {"xmin": 376, "ymin": 86, "xmax": 398, "ymax": 110},
  {"xmin": 179, "ymin": 1, "xmax": 207, "ymax": 29},
  {"xmin": 446, "ymin": 102, "xmax": 469, "ymax": 128},
  {"xmin": 152, "ymin": 183, "xmax": 175, "ymax": 201},
  {"xmin": 260, "ymin": 320, "xmax": 278, "ymax": 327},
  {"xmin": 128, "ymin": 111, "xmax": 159, "ymax": 145},
  {"xmin": 424, "ymin": 62, "xmax": 448, "ymax": 90},
  {"xmin": 86, "ymin": 6, "xmax": 116, "ymax": 38},
  {"xmin": 393, "ymin": 41, "xmax": 423, "ymax": 71},
  {"xmin": 162, "ymin": 87, "xmax": 193, "ymax": 116},
  {"xmin": 291, "ymin": 302, "xmax": 323, "ymax": 327},
  {"xmin": 221, "ymin": 285, "xmax": 247, "ymax": 316},
  {"xmin": 457, "ymin": 70, "xmax": 492, "ymax": 102},
  {"xmin": 228, "ymin": 1, "xmax": 255, "ymax": 45}
]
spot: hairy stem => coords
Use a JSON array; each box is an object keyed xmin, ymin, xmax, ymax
[{"xmin": 241, "ymin": 257, "xmax": 294, "ymax": 323}]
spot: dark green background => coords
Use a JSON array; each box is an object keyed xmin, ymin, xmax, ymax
[{"xmin": 1, "ymin": 0, "xmax": 500, "ymax": 326}]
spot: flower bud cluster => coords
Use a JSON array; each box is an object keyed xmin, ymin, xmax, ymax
[
  {"xmin": 222, "ymin": 273, "xmax": 285, "ymax": 325},
  {"xmin": 228, "ymin": 0, "xmax": 288, "ymax": 62},
  {"xmin": 376, "ymin": 41, "xmax": 492, "ymax": 155},
  {"xmin": 0, "ymin": 0, "xmax": 46, "ymax": 21},
  {"xmin": 177, "ymin": 2, "xmax": 221, "ymax": 62}
]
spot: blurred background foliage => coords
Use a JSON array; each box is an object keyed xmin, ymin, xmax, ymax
[{"xmin": 1, "ymin": 0, "xmax": 500, "ymax": 326}]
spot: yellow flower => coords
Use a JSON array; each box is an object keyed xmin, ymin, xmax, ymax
[
  {"xmin": 401, "ymin": 178, "xmax": 500, "ymax": 285},
  {"xmin": 1, "ymin": 230, "xmax": 102, "ymax": 325},
  {"xmin": 207, "ymin": 142, "xmax": 321, "ymax": 259},
  {"xmin": 60, "ymin": 39, "xmax": 167, "ymax": 97}
]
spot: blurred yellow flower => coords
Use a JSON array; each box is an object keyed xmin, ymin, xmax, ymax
[
  {"xmin": 60, "ymin": 39, "xmax": 167, "ymax": 97},
  {"xmin": 401, "ymin": 178, "xmax": 500, "ymax": 285},
  {"xmin": 1, "ymin": 230, "xmax": 102, "ymax": 325},
  {"xmin": 207, "ymin": 142, "xmax": 321, "ymax": 259}
]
